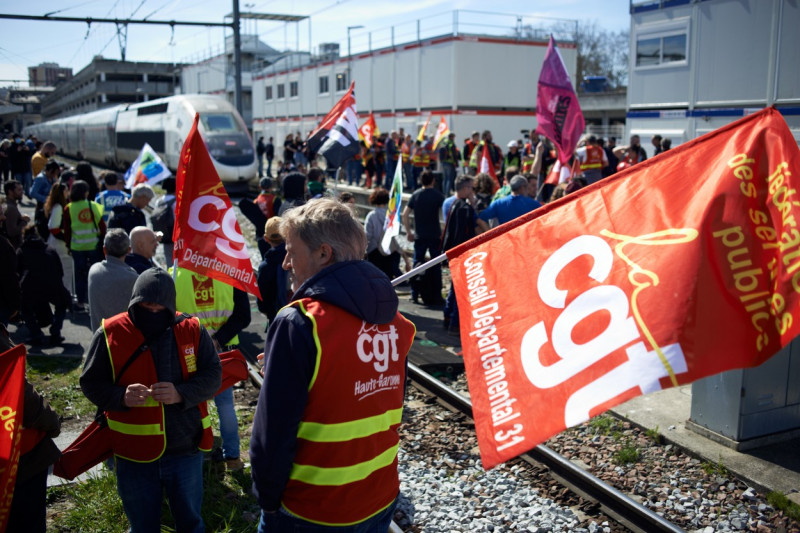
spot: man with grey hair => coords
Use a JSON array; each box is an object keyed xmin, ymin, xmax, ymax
[
  {"xmin": 108, "ymin": 183, "xmax": 154, "ymax": 234},
  {"xmin": 250, "ymin": 198, "xmax": 416, "ymax": 531},
  {"xmin": 476, "ymin": 174, "xmax": 541, "ymax": 232},
  {"xmin": 88, "ymin": 228, "xmax": 139, "ymax": 331}
]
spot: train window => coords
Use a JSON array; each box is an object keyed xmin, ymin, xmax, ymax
[
  {"xmin": 137, "ymin": 103, "xmax": 169, "ymax": 116},
  {"xmin": 200, "ymin": 114, "xmax": 242, "ymax": 133}
]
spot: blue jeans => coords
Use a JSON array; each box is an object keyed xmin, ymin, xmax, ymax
[
  {"xmin": 258, "ymin": 155, "xmax": 264, "ymax": 177},
  {"xmin": 258, "ymin": 499, "xmax": 396, "ymax": 533},
  {"xmin": 442, "ymin": 163, "xmax": 456, "ymax": 195},
  {"xmin": 214, "ymin": 386, "xmax": 240, "ymax": 459},
  {"xmin": 115, "ymin": 452, "xmax": 204, "ymax": 533},
  {"xmin": 72, "ymin": 248, "xmax": 102, "ymax": 304},
  {"xmin": 385, "ymin": 159, "xmax": 398, "ymax": 187},
  {"xmin": 346, "ymin": 160, "xmax": 363, "ymax": 185},
  {"xmin": 14, "ymin": 171, "xmax": 32, "ymax": 196},
  {"xmin": 266, "ymin": 157, "xmax": 273, "ymax": 177}
]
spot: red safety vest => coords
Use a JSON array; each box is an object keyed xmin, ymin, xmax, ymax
[
  {"xmin": 102, "ymin": 313, "xmax": 213, "ymax": 463},
  {"xmin": 255, "ymin": 193, "xmax": 277, "ymax": 219},
  {"xmin": 280, "ymin": 298, "xmax": 416, "ymax": 526},
  {"xmin": 521, "ymin": 142, "xmax": 534, "ymax": 172},
  {"xmin": 580, "ymin": 145, "xmax": 605, "ymax": 172},
  {"xmin": 401, "ymin": 142, "xmax": 410, "ymax": 163}
]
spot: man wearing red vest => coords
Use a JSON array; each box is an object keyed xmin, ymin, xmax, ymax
[
  {"xmin": 575, "ymin": 135, "xmax": 609, "ymax": 185},
  {"xmin": 250, "ymin": 198, "xmax": 416, "ymax": 531},
  {"xmin": 80, "ymin": 268, "xmax": 221, "ymax": 533}
]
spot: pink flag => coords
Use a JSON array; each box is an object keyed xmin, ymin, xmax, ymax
[{"xmin": 535, "ymin": 36, "xmax": 585, "ymax": 166}]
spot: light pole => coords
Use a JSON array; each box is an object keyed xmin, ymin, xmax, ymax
[{"xmin": 347, "ymin": 25, "xmax": 364, "ymax": 86}]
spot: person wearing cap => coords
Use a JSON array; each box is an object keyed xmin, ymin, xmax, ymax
[
  {"xmin": 256, "ymin": 217, "xmax": 288, "ymax": 324},
  {"xmin": 477, "ymin": 175, "xmax": 541, "ymax": 231},
  {"xmin": 502, "ymin": 140, "xmax": 522, "ymax": 179},
  {"xmin": 80, "ymin": 268, "xmax": 221, "ymax": 533}
]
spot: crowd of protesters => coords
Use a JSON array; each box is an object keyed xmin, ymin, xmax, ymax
[{"xmin": 0, "ymin": 125, "xmax": 672, "ymax": 532}]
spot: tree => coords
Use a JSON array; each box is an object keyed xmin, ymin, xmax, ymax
[{"xmin": 515, "ymin": 21, "xmax": 629, "ymax": 89}]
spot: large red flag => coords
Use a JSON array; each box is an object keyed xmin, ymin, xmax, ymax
[
  {"xmin": 173, "ymin": 114, "xmax": 260, "ymax": 298},
  {"xmin": 448, "ymin": 108, "xmax": 800, "ymax": 469},
  {"xmin": 535, "ymin": 36, "xmax": 585, "ymax": 166},
  {"xmin": 307, "ymin": 81, "xmax": 359, "ymax": 169},
  {"xmin": 358, "ymin": 112, "xmax": 379, "ymax": 149},
  {"xmin": 0, "ymin": 345, "xmax": 26, "ymax": 531}
]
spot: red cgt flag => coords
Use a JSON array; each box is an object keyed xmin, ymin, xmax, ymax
[
  {"xmin": 0, "ymin": 345, "xmax": 26, "ymax": 532},
  {"xmin": 448, "ymin": 108, "xmax": 800, "ymax": 469},
  {"xmin": 173, "ymin": 114, "xmax": 260, "ymax": 299},
  {"xmin": 358, "ymin": 112, "xmax": 379, "ymax": 149},
  {"xmin": 479, "ymin": 142, "xmax": 499, "ymax": 188}
]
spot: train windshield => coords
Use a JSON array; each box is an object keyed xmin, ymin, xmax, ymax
[{"xmin": 200, "ymin": 113, "xmax": 243, "ymax": 133}]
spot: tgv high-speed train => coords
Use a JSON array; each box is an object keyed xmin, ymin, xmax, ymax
[{"xmin": 25, "ymin": 94, "xmax": 257, "ymax": 188}]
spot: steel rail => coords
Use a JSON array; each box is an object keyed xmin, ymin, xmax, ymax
[{"xmin": 406, "ymin": 361, "xmax": 685, "ymax": 533}]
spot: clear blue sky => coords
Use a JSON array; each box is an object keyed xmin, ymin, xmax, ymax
[{"xmin": 0, "ymin": 0, "xmax": 631, "ymax": 85}]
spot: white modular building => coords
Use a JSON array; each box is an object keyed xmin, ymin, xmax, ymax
[
  {"xmin": 625, "ymin": 0, "xmax": 800, "ymax": 148},
  {"xmin": 251, "ymin": 11, "xmax": 578, "ymax": 152}
]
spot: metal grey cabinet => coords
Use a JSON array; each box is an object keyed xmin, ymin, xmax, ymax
[{"xmin": 690, "ymin": 340, "xmax": 800, "ymax": 446}]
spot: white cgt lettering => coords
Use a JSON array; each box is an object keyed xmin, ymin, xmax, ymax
[
  {"xmin": 521, "ymin": 235, "xmax": 689, "ymax": 427},
  {"xmin": 357, "ymin": 325, "xmax": 400, "ymax": 372},
  {"xmin": 522, "ymin": 236, "xmax": 637, "ymax": 389},
  {"xmin": 187, "ymin": 195, "xmax": 250, "ymax": 259}
]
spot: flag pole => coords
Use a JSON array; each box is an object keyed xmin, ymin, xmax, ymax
[{"xmin": 391, "ymin": 252, "xmax": 448, "ymax": 287}]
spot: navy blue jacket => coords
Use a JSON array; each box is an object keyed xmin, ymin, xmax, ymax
[{"xmin": 249, "ymin": 260, "xmax": 399, "ymax": 512}]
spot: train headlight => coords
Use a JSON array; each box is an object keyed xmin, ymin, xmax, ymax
[{"xmin": 242, "ymin": 148, "xmax": 254, "ymax": 155}]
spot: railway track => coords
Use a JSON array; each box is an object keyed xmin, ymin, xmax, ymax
[{"xmin": 239, "ymin": 345, "xmax": 684, "ymax": 533}]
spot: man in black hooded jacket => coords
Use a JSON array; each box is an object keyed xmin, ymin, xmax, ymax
[{"xmin": 80, "ymin": 268, "xmax": 221, "ymax": 533}]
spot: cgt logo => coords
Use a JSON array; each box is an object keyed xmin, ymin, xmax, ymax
[
  {"xmin": 357, "ymin": 322, "xmax": 400, "ymax": 372},
  {"xmin": 187, "ymin": 195, "xmax": 249, "ymax": 259},
  {"xmin": 78, "ymin": 208, "xmax": 93, "ymax": 224}
]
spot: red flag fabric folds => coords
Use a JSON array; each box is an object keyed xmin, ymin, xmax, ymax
[
  {"xmin": 447, "ymin": 108, "xmax": 800, "ymax": 469},
  {"xmin": 535, "ymin": 36, "xmax": 585, "ymax": 166},
  {"xmin": 307, "ymin": 82, "xmax": 359, "ymax": 169},
  {"xmin": 0, "ymin": 345, "xmax": 26, "ymax": 531},
  {"xmin": 173, "ymin": 114, "xmax": 260, "ymax": 299}
]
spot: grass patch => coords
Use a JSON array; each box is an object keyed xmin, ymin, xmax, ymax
[
  {"xmin": 767, "ymin": 491, "xmax": 800, "ymax": 522},
  {"xmin": 645, "ymin": 425, "xmax": 662, "ymax": 444},
  {"xmin": 589, "ymin": 414, "xmax": 618, "ymax": 436},
  {"xmin": 26, "ymin": 356, "xmax": 95, "ymax": 418},
  {"xmin": 701, "ymin": 457, "xmax": 730, "ymax": 478},
  {"xmin": 613, "ymin": 440, "xmax": 640, "ymax": 464},
  {"xmin": 47, "ymin": 460, "xmax": 260, "ymax": 532}
]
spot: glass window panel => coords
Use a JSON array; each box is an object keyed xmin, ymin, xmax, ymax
[
  {"xmin": 636, "ymin": 37, "xmax": 661, "ymax": 66},
  {"xmin": 662, "ymin": 34, "xmax": 687, "ymax": 63}
]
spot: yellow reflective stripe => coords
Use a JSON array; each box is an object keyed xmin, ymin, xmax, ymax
[
  {"xmin": 143, "ymin": 396, "xmax": 158, "ymax": 407},
  {"xmin": 107, "ymin": 419, "xmax": 164, "ymax": 436},
  {"xmin": 294, "ymin": 301, "xmax": 322, "ymax": 390},
  {"xmin": 289, "ymin": 444, "xmax": 398, "ymax": 486},
  {"xmin": 297, "ymin": 408, "xmax": 403, "ymax": 442},
  {"xmin": 580, "ymin": 162, "xmax": 603, "ymax": 169},
  {"xmin": 201, "ymin": 414, "xmax": 211, "ymax": 429}
]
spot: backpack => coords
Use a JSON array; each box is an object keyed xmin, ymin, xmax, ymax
[
  {"xmin": 151, "ymin": 198, "xmax": 176, "ymax": 242},
  {"xmin": 108, "ymin": 204, "xmax": 144, "ymax": 235},
  {"xmin": 441, "ymin": 199, "xmax": 476, "ymax": 252}
]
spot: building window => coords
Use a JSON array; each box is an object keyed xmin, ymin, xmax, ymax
[
  {"xmin": 635, "ymin": 19, "xmax": 689, "ymax": 68},
  {"xmin": 335, "ymin": 72, "xmax": 347, "ymax": 92},
  {"xmin": 266, "ymin": 86, "xmax": 273, "ymax": 100},
  {"xmin": 277, "ymin": 83, "xmax": 285, "ymax": 99},
  {"xmin": 290, "ymin": 81, "xmax": 298, "ymax": 97},
  {"xmin": 319, "ymin": 75, "xmax": 329, "ymax": 95}
]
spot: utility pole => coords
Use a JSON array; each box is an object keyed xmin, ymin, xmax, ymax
[{"xmin": 232, "ymin": 0, "xmax": 243, "ymax": 116}]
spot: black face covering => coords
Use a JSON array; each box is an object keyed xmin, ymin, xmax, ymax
[{"xmin": 130, "ymin": 306, "xmax": 174, "ymax": 339}]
